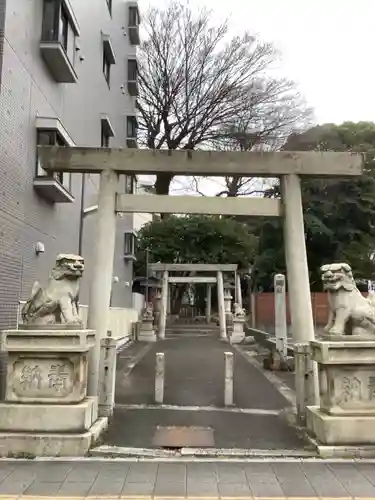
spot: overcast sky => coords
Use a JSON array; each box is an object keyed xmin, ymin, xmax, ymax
[
  {"xmin": 141, "ymin": 0, "xmax": 373, "ymax": 125},
  {"xmin": 139, "ymin": 0, "xmax": 373, "ymax": 195}
]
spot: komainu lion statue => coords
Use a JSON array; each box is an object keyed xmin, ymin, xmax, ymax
[
  {"xmin": 233, "ymin": 303, "xmax": 246, "ymax": 318},
  {"xmin": 321, "ymin": 262, "xmax": 375, "ymax": 336},
  {"xmin": 21, "ymin": 254, "xmax": 84, "ymax": 327}
]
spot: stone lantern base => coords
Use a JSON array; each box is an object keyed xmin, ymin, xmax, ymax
[
  {"xmin": 0, "ymin": 328, "xmax": 107, "ymax": 457},
  {"xmin": 307, "ymin": 337, "xmax": 375, "ymax": 451},
  {"xmin": 229, "ymin": 318, "xmax": 245, "ymax": 344},
  {"xmin": 139, "ymin": 316, "xmax": 157, "ymax": 342}
]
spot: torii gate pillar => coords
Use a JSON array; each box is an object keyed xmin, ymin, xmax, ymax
[
  {"xmin": 87, "ymin": 169, "xmax": 118, "ymax": 399},
  {"xmin": 281, "ymin": 174, "xmax": 319, "ymax": 404}
]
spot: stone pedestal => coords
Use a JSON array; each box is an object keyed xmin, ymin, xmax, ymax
[
  {"xmin": 307, "ymin": 338, "xmax": 375, "ymax": 451},
  {"xmin": 224, "ymin": 288, "xmax": 233, "ymax": 334},
  {"xmin": 229, "ymin": 318, "xmax": 245, "ymax": 344},
  {"xmin": 0, "ymin": 328, "xmax": 108, "ymax": 457},
  {"xmin": 139, "ymin": 316, "xmax": 157, "ymax": 342}
]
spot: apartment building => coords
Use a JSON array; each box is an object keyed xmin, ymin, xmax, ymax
[{"xmin": 0, "ymin": 0, "xmax": 141, "ymax": 329}]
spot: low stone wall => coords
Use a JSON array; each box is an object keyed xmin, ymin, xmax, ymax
[
  {"xmin": 79, "ymin": 305, "xmax": 139, "ymax": 347},
  {"xmin": 245, "ymin": 325, "xmax": 294, "ymax": 356}
]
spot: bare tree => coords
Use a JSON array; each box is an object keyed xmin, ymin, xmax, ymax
[{"xmin": 137, "ymin": 1, "xmax": 310, "ymax": 195}]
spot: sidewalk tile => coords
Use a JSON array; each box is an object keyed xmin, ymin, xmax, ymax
[
  {"xmin": 89, "ymin": 479, "xmax": 125, "ymax": 496},
  {"xmin": 300, "ymin": 462, "xmax": 350, "ymax": 498},
  {"xmin": 57, "ymin": 481, "xmax": 94, "ymax": 496},
  {"xmin": 0, "ymin": 478, "xmax": 33, "ymax": 495},
  {"xmin": 153, "ymin": 481, "xmax": 187, "ymax": 497},
  {"xmin": 218, "ymin": 464, "xmax": 247, "ymax": 484},
  {"xmin": 23, "ymin": 481, "xmax": 61, "ymax": 496},
  {"xmin": 126, "ymin": 464, "xmax": 158, "ymax": 484},
  {"xmin": 328, "ymin": 463, "xmax": 375, "ymax": 498},
  {"xmin": 218, "ymin": 482, "xmax": 252, "ymax": 497},
  {"xmin": 121, "ymin": 481, "xmax": 155, "ymax": 496}
]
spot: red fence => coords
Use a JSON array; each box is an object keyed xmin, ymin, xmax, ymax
[{"xmin": 253, "ymin": 292, "xmax": 330, "ymax": 327}]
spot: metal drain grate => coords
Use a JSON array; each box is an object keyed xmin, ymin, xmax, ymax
[{"xmin": 152, "ymin": 426, "xmax": 215, "ymax": 448}]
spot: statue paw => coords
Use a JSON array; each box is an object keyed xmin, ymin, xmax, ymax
[{"xmin": 328, "ymin": 328, "xmax": 344, "ymax": 335}]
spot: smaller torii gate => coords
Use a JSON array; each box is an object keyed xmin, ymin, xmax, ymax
[{"xmin": 149, "ymin": 263, "xmax": 239, "ymax": 339}]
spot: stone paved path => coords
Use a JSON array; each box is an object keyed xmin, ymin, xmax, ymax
[
  {"xmin": 116, "ymin": 336, "xmax": 290, "ymax": 408},
  {"xmin": 2, "ymin": 459, "xmax": 375, "ymax": 498},
  {"xmin": 107, "ymin": 336, "xmax": 307, "ymax": 450}
]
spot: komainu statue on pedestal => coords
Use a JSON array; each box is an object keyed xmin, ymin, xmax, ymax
[
  {"xmin": 321, "ymin": 262, "xmax": 375, "ymax": 336},
  {"xmin": 21, "ymin": 254, "xmax": 84, "ymax": 327}
]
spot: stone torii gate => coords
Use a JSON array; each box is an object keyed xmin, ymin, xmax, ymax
[
  {"xmin": 149, "ymin": 263, "xmax": 239, "ymax": 339},
  {"xmin": 39, "ymin": 147, "xmax": 363, "ymax": 402}
]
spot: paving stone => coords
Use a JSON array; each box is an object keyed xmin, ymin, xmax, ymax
[
  {"xmin": 0, "ymin": 466, "xmax": 14, "ymax": 483},
  {"xmin": 218, "ymin": 481, "xmax": 252, "ymax": 497},
  {"xmin": 153, "ymin": 480, "xmax": 187, "ymax": 497},
  {"xmin": 57, "ymin": 481, "xmax": 94, "ymax": 496},
  {"xmin": 65, "ymin": 465, "xmax": 101, "ymax": 482},
  {"xmin": 126, "ymin": 463, "xmax": 158, "ymax": 483},
  {"xmin": 244, "ymin": 462, "xmax": 284, "ymax": 498},
  {"xmin": 23, "ymin": 481, "xmax": 61, "ymax": 496},
  {"xmin": 271, "ymin": 462, "xmax": 317, "ymax": 498},
  {"xmin": 217, "ymin": 463, "xmax": 247, "ymax": 483},
  {"xmin": 328, "ymin": 463, "xmax": 375, "ymax": 498},
  {"xmin": 0, "ymin": 478, "xmax": 33, "ymax": 495},
  {"xmin": 96, "ymin": 463, "xmax": 130, "ymax": 478},
  {"xmin": 355, "ymin": 462, "xmax": 375, "ymax": 485},
  {"xmin": 157, "ymin": 463, "xmax": 186, "ymax": 483},
  {"xmin": 34, "ymin": 464, "xmax": 72, "ymax": 482},
  {"xmin": 300, "ymin": 462, "xmax": 349, "ymax": 497},
  {"xmin": 6, "ymin": 467, "xmax": 36, "ymax": 481},
  {"xmin": 187, "ymin": 481, "xmax": 219, "ymax": 497},
  {"xmin": 121, "ymin": 481, "xmax": 155, "ymax": 496},
  {"xmin": 246, "ymin": 477, "xmax": 284, "ymax": 498},
  {"xmin": 89, "ymin": 479, "xmax": 125, "ymax": 496}
]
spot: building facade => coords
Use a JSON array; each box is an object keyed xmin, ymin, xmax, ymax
[{"xmin": 0, "ymin": 0, "xmax": 140, "ymax": 329}]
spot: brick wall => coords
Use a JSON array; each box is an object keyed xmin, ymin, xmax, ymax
[{"xmin": 253, "ymin": 292, "xmax": 330, "ymax": 327}]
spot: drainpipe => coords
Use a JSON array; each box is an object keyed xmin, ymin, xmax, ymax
[{"xmin": 78, "ymin": 173, "xmax": 86, "ymax": 255}]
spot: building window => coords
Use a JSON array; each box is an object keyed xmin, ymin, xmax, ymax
[
  {"xmin": 42, "ymin": 0, "xmax": 59, "ymax": 42},
  {"xmin": 101, "ymin": 122, "xmax": 110, "ymax": 147},
  {"xmin": 103, "ymin": 51, "xmax": 111, "ymax": 86},
  {"xmin": 106, "ymin": 0, "xmax": 112, "ymax": 15},
  {"xmin": 124, "ymin": 233, "xmax": 136, "ymax": 255},
  {"xmin": 127, "ymin": 59, "xmax": 137, "ymax": 81},
  {"xmin": 36, "ymin": 130, "xmax": 70, "ymax": 190},
  {"xmin": 128, "ymin": 6, "xmax": 139, "ymax": 26},
  {"xmin": 127, "ymin": 116, "xmax": 138, "ymax": 138},
  {"xmin": 125, "ymin": 175, "xmax": 135, "ymax": 194},
  {"xmin": 59, "ymin": 3, "xmax": 69, "ymax": 50},
  {"xmin": 41, "ymin": 0, "xmax": 78, "ymax": 50},
  {"xmin": 102, "ymin": 35, "xmax": 116, "ymax": 87},
  {"xmin": 128, "ymin": 4, "xmax": 140, "ymax": 45}
]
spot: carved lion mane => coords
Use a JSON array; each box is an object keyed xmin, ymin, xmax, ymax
[
  {"xmin": 21, "ymin": 254, "xmax": 84, "ymax": 327},
  {"xmin": 321, "ymin": 262, "xmax": 375, "ymax": 336}
]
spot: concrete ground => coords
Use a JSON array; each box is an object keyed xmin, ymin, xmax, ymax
[
  {"xmin": 2, "ymin": 458, "xmax": 375, "ymax": 498},
  {"xmin": 106, "ymin": 335, "xmax": 307, "ymax": 450}
]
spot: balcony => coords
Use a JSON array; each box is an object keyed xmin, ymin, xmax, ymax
[
  {"xmin": 127, "ymin": 59, "xmax": 138, "ymax": 96},
  {"xmin": 34, "ymin": 117, "xmax": 75, "ymax": 203},
  {"xmin": 40, "ymin": 42, "xmax": 78, "ymax": 83},
  {"xmin": 128, "ymin": 3, "xmax": 140, "ymax": 46},
  {"xmin": 40, "ymin": 0, "xmax": 80, "ymax": 83},
  {"xmin": 34, "ymin": 176, "xmax": 74, "ymax": 203}
]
